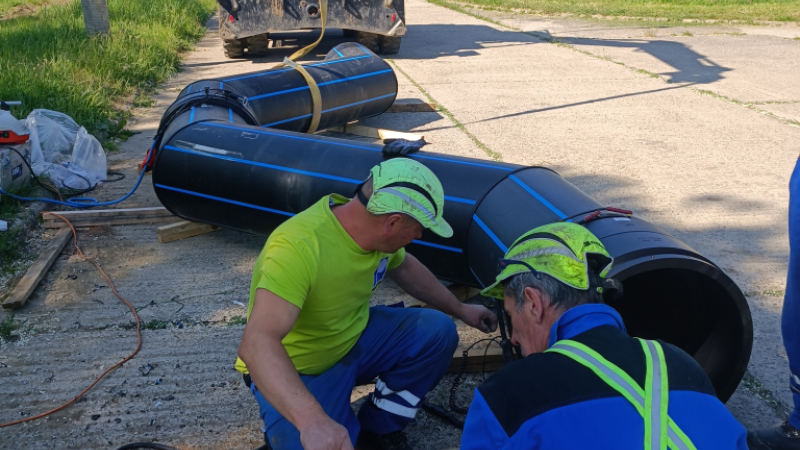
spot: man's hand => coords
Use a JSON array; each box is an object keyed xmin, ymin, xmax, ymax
[
  {"xmin": 459, "ymin": 303, "xmax": 498, "ymax": 333},
  {"xmin": 299, "ymin": 415, "xmax": 354, "ymax": 450}
]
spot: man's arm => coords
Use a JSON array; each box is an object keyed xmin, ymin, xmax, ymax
[
  {"xmin": 238, "ymin": 288, "xmax": 353, "ymax": 450},
  {"xmin": 388, "ymin": 253, "xmax": 497, "ymax": 333}
]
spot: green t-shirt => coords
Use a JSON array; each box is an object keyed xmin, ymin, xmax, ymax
[{"xmin": 235, "ymin": 194, "xmax": 406, "ymax": 375}]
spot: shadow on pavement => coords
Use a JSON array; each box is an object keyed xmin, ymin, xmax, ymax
[{"xmin": 555, "ymin": 36, "xmax": 732, "ymax": 84}]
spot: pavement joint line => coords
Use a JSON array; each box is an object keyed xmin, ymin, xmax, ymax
[
  {"xmin": 430, "ymin": 0, "xmax": 800, "ymax": 131},
  {"xmin": 693, "ymin": 88, "xmax": 800, "ymax": 129},
  {"xmin": 386, "ymin": 59, "xmax": 504, "ymax": 161}
]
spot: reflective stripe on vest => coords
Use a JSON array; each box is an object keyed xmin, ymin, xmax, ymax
[{"xmin": 546, "ymin": 339, "xmax": 697, "ymax": 450}]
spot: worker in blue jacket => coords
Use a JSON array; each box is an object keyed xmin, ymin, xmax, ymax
[
  {"xmin": 461, "ymin": 222, "xmax": 748, "ymax": 449},
  {"xmin": 748, "ymin": 157, "xmax": 800, "ymax": 449}
]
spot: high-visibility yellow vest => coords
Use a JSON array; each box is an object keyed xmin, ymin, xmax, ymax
[{"xmin": 546, "ymin": 339, "xmax": 698, "ymax": 450}]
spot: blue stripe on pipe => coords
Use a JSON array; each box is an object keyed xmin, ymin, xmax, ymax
[
  {"xmin": 155, "ymin": 184, "xmax": 296, "ymax": 217},
  {"xmin": 223, "ymin": 54, "xmax": 373, "ymax": 83},
  {"xmin": 411, "ymin": 240, "xmax": 463, "ymax": 253},
  {"xmin": 323, "ymin": 93, "xmax": 396, "ymax": 114},
  {"xmin": 189, "ymin": 107, "xmax": 196, "ymax": 124},
  {"xmin": 248, "ymin": 86, "xmax": 312, "ymax": 101},
  {"xmin": 202, "ymin": 122, "xmax": 513, "ymax": 172},
  {"xmin": 261, "ymin": 93, "xmax": 395, "ymax": 127},
  {"xmin": 206, "ymin": 122, "xmax": 379, "ymax": 150},
  {"xmin": 508, "ymin": 174, "xmax": 567, "ymax": 219},
  {"xmin": 164, "ymin": 145, "xmax": 363, "ymax": 184},
  {"xmin": 229, "ymin": 109, "xmax": 233, "ymax": 123},
  {"xmin": 355, "ymin": 43, "xmax": 370, "ymax": 54},
  {"xmin": 444, "ymin": 196, "xmax": 475, "ymax": 205},
  {"xmin": 413, "ymin": 154, "xmax": 514, "ymax": 172},
  {"xmin": 473, "ymin": 214, "xmax": 507, "ymax": 253},
  {"xmin": 263, "ymin": 113, "xmax": 313, "ymax": 128},
  {"xmin": 162, "ymin": 143, "xmax": 475, "ymax": 205},
  {"xmin": 220, "ymin": 81, "xmax": 224, "ymax": 90},
  {"xmin": 334, "ymin": 47, "xmax": 344, "ymax": 57},
  {"xmin": 187, "ymin": 85, "xmax": 192, "ymax": 93},
  {"xmin": 469, "ymin": 266, "xmax": 487, "ymax": 288}
]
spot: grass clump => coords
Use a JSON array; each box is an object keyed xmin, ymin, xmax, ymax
[
  {"xmin": 432, "ymin": 0, "xmax": 800, "ymax": 23},
  {"xmin": 0, "ymin": 0, "xmax": 216, "ymax": 143},
  {"xmin": 0, "ymin": 314, "xmax": 17, "ymax": 338}
]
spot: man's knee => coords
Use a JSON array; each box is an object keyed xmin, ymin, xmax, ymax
[{"xmin": 414, "ymin": 309, "xmax": 459, "ymax": 353}]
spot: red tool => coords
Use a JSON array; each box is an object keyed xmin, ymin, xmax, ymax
[{"xmin": 0, "ymin": 101, "xmax": 30, "ymax": 145}]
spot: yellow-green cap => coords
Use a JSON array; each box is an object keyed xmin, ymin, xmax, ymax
[
  {"xmin": 480, "ymin": 222, "xmax": 613, "ymax": 299},
  {"xmin": 365, "ymin": 158, "xmax": 453, "ymax": 238}
]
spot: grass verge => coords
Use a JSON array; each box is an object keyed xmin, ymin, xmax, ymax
[
  {"xmin": 0, "ymin": 0, "xmax": 216, "ymax": 144},
  {"xmin": 431, "ymin": 0, "xmax": 800, "ymax": 24}
]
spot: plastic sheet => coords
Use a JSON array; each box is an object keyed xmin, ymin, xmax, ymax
[{"xmin": 23, "ymin": 109, "xmax": 106, "ymax": 189}]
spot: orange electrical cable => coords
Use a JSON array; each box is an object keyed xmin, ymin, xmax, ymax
[{"xmin": 0, "ymin": 212, "xmax": 143, "ymax": 428}]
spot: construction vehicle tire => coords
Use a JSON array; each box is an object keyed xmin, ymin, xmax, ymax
[
  {"xmin": 355, "ymin": 31, "xmax": 380, "ymax": 53},
  {"xmin": 378, "ymin": 35, "xmax": 402, "ymax": 55},
  {"xmin": 223, "ymin": 38, "xmax": 245, "ymax": 58},
  {"xmin": 247, "ymin": 33, "xmax": 270, "ymax": 56}
]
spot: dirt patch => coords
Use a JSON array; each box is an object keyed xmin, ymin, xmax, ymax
[{"xmin": 0, "ymin": 0, "xmax": 73, "ymax": 21}]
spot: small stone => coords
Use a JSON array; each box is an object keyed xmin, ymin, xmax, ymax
[{"xmin": 91, "ymin": 414, "xmax": 100, "ymax": 421}]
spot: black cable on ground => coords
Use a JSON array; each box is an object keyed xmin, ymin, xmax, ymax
[
  {"xmin": 448, "ymin": 337, "xmax": 502, "ymax": 415},
  {"xmin": 4, "ymin": 146, "xmax": 124, "ymax": 200},
  {"xmin": 114, "ymin": 443, "xmax": 181, "ymax": 450}
]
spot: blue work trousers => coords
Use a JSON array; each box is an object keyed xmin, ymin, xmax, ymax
[
  {"xmin": 251, "ymin": 305, "xmax": 459, "ymax": 449},
  {"xmin": 786, "ymin": 159, "xmax": 800, "ymax": 429}
]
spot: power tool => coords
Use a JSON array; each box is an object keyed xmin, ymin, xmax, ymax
[{"xmin": 0, "ymin": 101, "xmax": 30, "ymax": 145}]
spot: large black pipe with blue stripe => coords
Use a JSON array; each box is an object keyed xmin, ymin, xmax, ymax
[
  {"xmin": 151, "ymin": 42, "xmax": 397, "ymax": 155},
  {"xmin": 152, "ymin": 119, "xmax": 751, "ymax": 402}
]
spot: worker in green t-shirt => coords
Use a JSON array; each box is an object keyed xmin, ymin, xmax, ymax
[{"xmin": 237, "ymin": 157, "xmax": 498, "ymax": 450}]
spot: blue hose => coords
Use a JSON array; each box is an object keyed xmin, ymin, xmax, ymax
[{"xmin": 0, "ymin": 144, "xmax": 153, "ymax": 208}]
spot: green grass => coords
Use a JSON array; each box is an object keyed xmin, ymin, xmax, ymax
[
  {"xmin": 0, "ymin": 0, "xmax": 216, "ymax": 143},
  {"xmin": 0, "ymin": 182, "xmax": 38, "ymax": 276},
  {"xmin": 0, "ymin": 313, "xmax": 17, "ymax": 338},
  {"xmin": 432, "ymin": 0, "xmax": 800, "ymax": 23}
]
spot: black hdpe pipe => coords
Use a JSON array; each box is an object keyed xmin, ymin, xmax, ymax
[
  {"xmin": 149, "ymin": 42, "xmax": 397, "ymax": 159},
  {"xmin": 151, "ymin": 119, "xmax": 752, "ymax": 401}
]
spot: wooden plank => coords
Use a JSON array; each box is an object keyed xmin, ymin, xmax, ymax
[
  {"xmin": 42, "ymin": 207, "xmax": 177, "ymax": 229},
  {"xmin": 326, "ymin": 123, "xmax": 424, "ymax": 141},
  {"xmin": 386, "ymin": 102, "xmax": 437, "ymax": 113},
  {"xmin": 157, "ymin": 220, "xmax": 221, "ymax": 244},
  {"xmin": 447, "ymin": 284, "xmax": 482, "ymax": 302},
  {"xmin": 448, "ymin": 342, "xmax": 506, "ymax": 374},
  {"xmin": 2, "ymin": 228, "xmax": 72, "ymax": 310}
]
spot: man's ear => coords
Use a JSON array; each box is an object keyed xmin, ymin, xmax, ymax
[
  {"xmin": 383, "ymin": 213, "xmax": 404, "ymax": 233},
  {"xmin": 524, "ymin": 286, "xmax": 547, "ymax": 324}
]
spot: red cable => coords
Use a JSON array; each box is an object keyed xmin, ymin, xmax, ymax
[{"xmin": 0, "ymin": 212, "xmax": 143, "ymax": 428}]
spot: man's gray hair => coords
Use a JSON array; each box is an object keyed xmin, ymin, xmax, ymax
[{"xmin": 504, "ymin": 272, "xmax": 602, "ymax": 313}]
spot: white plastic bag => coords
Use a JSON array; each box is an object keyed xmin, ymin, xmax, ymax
[
  {"xmin": 71, "ymin": 127, "xmax": 107, "ymax": 187},
  {"xmin": 25, "ymin": 109, "xmax": 81, "ymax": 174},
  {"xmin": 23, "ymin": 109, "xmax": 106, "ymax": 189}
]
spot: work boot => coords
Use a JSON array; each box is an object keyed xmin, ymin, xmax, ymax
[
  {"xmin": 748, "ymin": 421, "xmax": 800, "ymax": 449},
  {"xmin": 356, "ymin": 430, "xmax": 413, "ymax": 450}
]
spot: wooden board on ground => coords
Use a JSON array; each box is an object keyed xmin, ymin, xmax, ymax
[
  {"xmin": 326, "ymin": 123, "xmax": 424, "ymax": 141},
  {"xmin": 2, "ymin": 227, "xmax": 72, "ymax": 310},
  {"xmin": 386, "ymin": 101, "xmax": 438, "ymax": 113},
  {"xmin": 157, "ymin": 220, "xmax": 221, "ymax": 244},
  {"xmin": 42, "ymin": 207, "xmax": 177, "ymax": 229},
  {"xmin": 448, "ymin": 339, "xmax": 506, "ymax": 374}
]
